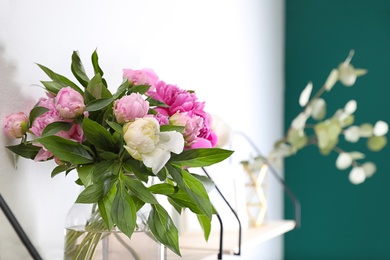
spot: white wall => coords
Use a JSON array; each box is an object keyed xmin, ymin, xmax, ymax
[{"xmin": 0, "ymin": 0, "xmax": 284, "ymax": 259}]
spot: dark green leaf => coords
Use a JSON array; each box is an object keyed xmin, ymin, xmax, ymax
[
  {"xmin": 113, "ymin": 79, "xmax": 130, "ymax": 99},
  {"xmin": 85, "ymin": 98, "xmax": 114, "ymax": 112},
  {"xmin": 71, "ymin": 51, "xmax": 90, "ymax": 87},
  {"xmin": 123, "ymin": 159, "xmax": 152, "ymax": 182},
  {"xmin": 129, "ymin": 85, "xmax": 150, "ymax": 94},
  {"xmin": 112, "ymin": 182, "xmax": 136, "ymax": 238},
  {"xmin": 40, "ymin": 81, "xmax": 65, "ymax": 95},
  {"xmin": 81, "ymin": 117, "xmax": 115, "ymax": 151},
  {"xmin": 86, "ymin": 73, "xmax": 112, "ymax": 99},
  {"xmin": 91, "ymin": 50, "xmax": 104, "ymax": 76},
  {"xmin": 35, "ymin": 135, "xmax": 94, "ymax": 165},
  {"xmin": 36, "ymin": 63, "xmax": 83, "ymax": 94},
  {"xmin": 41, "ymin": 121, "xmax": 73, "ymax": 137},
  {"xmin": 170, "ymin": 148, "xmax": 234, "ymax": 167},
  {"xmin": 51, "ymin": 164, "xmax": 72, "ymax": 178},
  {"xmin": 106, "ymin": 121, "xmax": 123, "ymax": 134},
  {"xmin": 29, "ymin": 106, "xmax": 49, "ymax": 126},
  {"xmin": 147, "ymin": 97, "xmax": 168, "ymax": 107},
  {"xmin": 122, "ymin": 175, "xmax": 158, "ymax": 204},
  {"xmin": 99, "ymin": 151, "xmax": 118, "ymax": 160},
  {"xmin": 167, "ymin": 165, "xmax": 212, "ymax": 218},
  {"xmin": 76, "ymin": 183, "xmax": 104, "ymax": 203},
  {"xmin": 98, "ymin": 184, "xmax": 117, "ymax": 230},
  {"xmin": 77, "ymin": 164, "xmax": 96, "ymax": 186},
  {"xmin": 148, "ymin": 204, "xmax": 180, "ymax": 256},
  {"xmin": 6, "ymin": 143, "xmax": 41, "ymax": 159}
]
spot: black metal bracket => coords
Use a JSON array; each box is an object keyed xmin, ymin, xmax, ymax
[{"xmin": 0, "ymin": 193, "xmax": 43, "ymax": 260}]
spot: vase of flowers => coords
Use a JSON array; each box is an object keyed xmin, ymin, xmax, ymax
[{"xmin": 3, "ymin": 50, "xmax": 233, "ymax": 258}]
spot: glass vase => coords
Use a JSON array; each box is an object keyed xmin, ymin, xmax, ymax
[{"xmin": 64, "ymin": 203, "xmax": 164, "ymax": 260}]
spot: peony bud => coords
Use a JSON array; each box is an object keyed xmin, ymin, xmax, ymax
[
  {"xmin": 114, "ymin": 93, "xmax": 149, "ymax": 124},
  {"xmin": 123, "ymin": 68, "xmax": 159, "ymax": 87},
  {"xmin": 55, "ymin": 87, "xmax": 85, "ymax": 119},
  {"xmin": 3, "ymin": 112, "xmax": 29, "ymax": 139}
]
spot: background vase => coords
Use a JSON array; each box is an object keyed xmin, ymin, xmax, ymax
[{"xmin": 64, "ymin": 203, "xmax": 164, "ymax": 260}]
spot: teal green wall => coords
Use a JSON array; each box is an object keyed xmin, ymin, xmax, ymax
[{"xmin": 285, "ymin": 1, "xmax": 390, "ymax": 259}]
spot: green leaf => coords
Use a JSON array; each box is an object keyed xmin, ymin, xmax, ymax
[
  {"xmin": 129, "ymin": 85, "xmax": 150, "ymax": 94},
  {"xmin": 40, "ymin": 81, "xmax": 65, "ymax": 95},
  {"xmin": 160, "ymin": 125, "xmax": 185, "ymax": 133},
  {"xmin": 76, "ymin": 183, "xmax": 104, "ymax": 203},
  {"xmin": 170, "ymin": 148, "xmax": 234, "ymax": 167},
  {"xmin": 51, "ymin": 164, "xmax": 72, "ymax": 178},
  {"xmin": 29, "ymin": 106, "xmax": 49, "ymax": 126},
  {"xmin": 85, "ymin": 98, "xmax": 114, "ymax": 112},
  {"xmin": 106, "ymin": 121, "xmax": 123, "ymax": 134},
  {"xmin": 86, "ymin": 73, "xmax": 112, "ymax": 100},
  {"xmin": 36, "ymin": 63, "xmax": 83, "ymax": 94},
  {"xmin": 147, "ymin": 97, "xmax": 168, "ymax": 107},
  {"xmin": 112, "ymin": 182, "xmax": 136, "ymax": 239},
  {"xmin": 367, "ymin": 136, "xmax": 387, "ymax": 151},
  {"xmin": 91, "ymin": 50, "xmax": 104, "ymax": 76},
  {"xmin": 35, "ymin": 135, "xmax": 94, "ymax": 164},
  {"xmin": 148, "ymin": 204, "xmax": 180, "ymax": 256},
  {"xmin": 99, "ymin": 151, "xmax": 119, "ymax": 160},
  {"xmin": 77, "ymin": 164, "xmax": 96, "ymax": 186},
  {"xmin": 123, "ymin": 159, "xmax": 153, "ymax": 182},
  {"xmin": 197, "ymin": 214, "xmax": 211, "ymax": 241},
  {"xmin": 287, "ymin": 128, "xmax": 308, "ymax": 151},
  {"xmin": 41, "ymin": 121, "xmax": 73, "ymax": 137},
  {"xmin": 71, "ymin": 51, "xmax": 90, "ymax": 87},
  {"xmin": 6, "ymin": 143, "xmax": 41, "ymax": 159},
  {"xmin": 98, "ymin": 184, "xmax": 117, "ymax": 230},
  {"xmin": 122, "ymin": 175, "xmax": 158, "ymax": 204},
  {"xmin": 167, "ymin": 165, "xmax": 212, "ymax": 218},
  {"xmin": 113, "ymin": 79, "xmax": 130, "ymax": 99},
  {"xmin": 314, "ymin": 119, "xmax": 341, "ymax": 155},
  {"xmin": 92, "ymin": 161, "xmax": 119, "ymax": 182},
  {"xmin": 81, "ymin": 117, "xmax": 115, "ymax": 151}
]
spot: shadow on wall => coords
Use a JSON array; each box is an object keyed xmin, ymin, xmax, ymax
[{"xmin": 0, "ymin": 42, "xmax": 40, "ymax": 259}]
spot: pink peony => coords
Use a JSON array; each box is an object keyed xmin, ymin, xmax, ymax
[
  {"xmin": 150, "ymin": 81, "xmax": 202, "ymax": 115},
  {"xmin": 3, "ymin": 112, "xmax": 29, "ymax": 139},
  {"xmin": 123, "ymin": 68, "xmax": 159, "ymax": 87},
  {"xmin": 30, "ymin": 98, "xmax": 62, "ymax": 137},
  {"xmin": 113, "ymin": 93, "xmax": 149, "ymax": 124},
  {"xmin": 55, "ymin": 87, "xmax": 85, "ymax": 119},
  {"xmin": 170, "ymin": 112, "xmax": 204, "ymax": 146}
]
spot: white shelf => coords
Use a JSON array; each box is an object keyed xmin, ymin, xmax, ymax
[{"xmin": 166, "ymin": 220, "xmax": 296, "ymax": 259}]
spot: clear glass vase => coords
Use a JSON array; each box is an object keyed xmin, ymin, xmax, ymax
[{"xmin": 64, "ymin": 203, "xmax": 164, "ymax": 260}]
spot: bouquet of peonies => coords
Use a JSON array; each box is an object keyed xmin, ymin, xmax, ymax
[{"xmin": 3, "ymin": 50, "xmax": 233, "ymax": 256}]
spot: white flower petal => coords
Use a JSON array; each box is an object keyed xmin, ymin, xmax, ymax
[
  {"xmin": 325, "ymin": 69, "xmax": 339, "ymax": 91},
  {"xmin": 299, "ymin": 82, "xmax": 313, "ymax": 107},
  {"xmin": 336, "ymin": 153, "xmax": 353, "ymax": 170},
  {"xmin": 158, "ymin": 131, "xmax": 185, "ymax": 154},
  {"xmin": 344, "ymin": 100, "xmax": 357, "ymax": 114},
  {"xmin": 349, "ymin": 167, "xmax": 366, "ymax": 185},
  {"xmin": 338, "ymin": 63, "xmax": 357, "ymax": 87},
  {"xmin": 344, "ymin": 126, "xmax": 360, "ymax": 143},
  {"xmin": 291, "ymin": 112, "xmax": 309, "ymax": 131},
  {"xmin": 373, "ymin": 120, "xmax": 388, "ymax": 136},
  {"xmin": 142, "ymin": 148, "xmax": 170, "ymax": 174}
]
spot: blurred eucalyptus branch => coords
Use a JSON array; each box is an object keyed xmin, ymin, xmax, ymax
[{"xmin": 269, "ymin": 50, "xmax": 388, "ymax": 184}]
